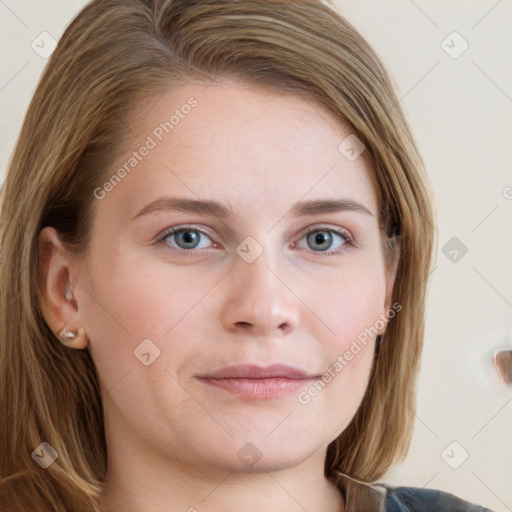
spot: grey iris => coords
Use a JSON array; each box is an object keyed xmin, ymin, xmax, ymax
[{"xmin": 307, "ymin": 231, "xmax": 332, "ymax": 251}]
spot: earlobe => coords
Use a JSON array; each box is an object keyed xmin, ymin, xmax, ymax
[{"xmin": 37, "ymin": 227, "xmax": 89, "ymax": 350}]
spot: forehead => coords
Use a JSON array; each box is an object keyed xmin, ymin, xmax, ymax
[{"xmin": 101, "ymin": 80, "xmax": 379, "ymax": 221}]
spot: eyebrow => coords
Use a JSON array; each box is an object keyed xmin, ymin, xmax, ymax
[{"xmin": 132, "ymin": 196, "xmax": 374, "ymax": 221}]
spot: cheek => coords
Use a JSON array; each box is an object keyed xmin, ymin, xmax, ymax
[
  {"xmin": 78, "ymin": 247, "xmax": 227, "ymax": 397},
  {"xmin": 318, "ymin": 343, "xmax": 376, "ymax": 440},
  {"xmin": 295, "ymin": 263, "xmax": 385, "ymax": 426},
  {"xmin": 82, "ymin": 249, "xmax": 217, "ymax": 338},
  {"xmin": 306, "ymin": 259, "xmax": 387, "ymax": 349},
  {"xmin": 77, "ymin": 258, "xmax": 204, "ymax": 442}
]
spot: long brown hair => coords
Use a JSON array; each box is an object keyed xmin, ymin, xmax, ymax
[{"xmin": 0, "ymin": 1, "xmax": 435, "ymax": 510}]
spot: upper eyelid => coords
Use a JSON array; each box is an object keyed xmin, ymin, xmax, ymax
[
  {"xmin": 155, "ymin": 225, "xmax": 215, "ymax": 245},
  {"xmin": 302, "ymin": 224, "xmax": 352, "ymax": 238}
]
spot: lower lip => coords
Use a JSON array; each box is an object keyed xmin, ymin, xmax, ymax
[{"xmin": 197, "ymin": 377, "xmax": 315, "ymax": 400}]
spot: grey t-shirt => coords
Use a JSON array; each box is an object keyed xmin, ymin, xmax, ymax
[{"xmin": 384, "ymin": 486, "xmax": 494, "ymax": 511}]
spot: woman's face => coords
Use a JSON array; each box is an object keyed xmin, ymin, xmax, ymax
[{"xmin": 72, "ymin": 81, "xmax": 396, "ymax": 474}]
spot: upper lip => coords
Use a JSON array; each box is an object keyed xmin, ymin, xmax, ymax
[{"xmin": 197, "ymin": 364, "xmax": 317, "ymax": 380}]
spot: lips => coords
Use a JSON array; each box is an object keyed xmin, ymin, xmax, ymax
[
  {"xmin": 196, "ymin": 364, "xmax": 319, "ymax": 400},
  {"xmin": 198, "ymin": 363, "xmax": 316, "ymax": 380}
]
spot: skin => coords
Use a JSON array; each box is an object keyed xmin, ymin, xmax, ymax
[{"xmin": 38, "ymin": 81, "xmax": 398, "ymax": 512}]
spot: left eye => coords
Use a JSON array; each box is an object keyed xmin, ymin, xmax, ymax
[{"xmin": 296, "ymin": 228, "xmax": 350, "ymax": 253}]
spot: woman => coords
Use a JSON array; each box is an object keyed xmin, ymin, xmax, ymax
[{"xmin": 0, "ymin": 0, "xmax": 494, "ymax": 511}]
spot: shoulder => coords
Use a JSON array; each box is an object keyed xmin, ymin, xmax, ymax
[{"xmin": 382, "ymin": 485, "xmax": 495, "ymax": 512}]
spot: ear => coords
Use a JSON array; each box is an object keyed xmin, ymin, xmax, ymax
[{"xmin": 37, "ymin": 226, "xmax": 88, "ymax": 349}]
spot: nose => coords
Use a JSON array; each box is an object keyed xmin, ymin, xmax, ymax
[{"xmin": 218, "ymin": 249, "xmax": 301, "ymax": 337}]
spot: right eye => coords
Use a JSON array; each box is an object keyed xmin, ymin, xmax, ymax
[{"xmin": 156, "ymin": 226, "xmax": 216, "ymax": 251}]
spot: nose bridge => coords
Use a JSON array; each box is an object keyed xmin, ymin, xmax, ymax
[
  {"xmin": 219, "ymin": 241, "xmax": 300, "ymax": 336},
  {"xmin": 237, "ymin": 245, "xmax": 278, "ymax": 296}
]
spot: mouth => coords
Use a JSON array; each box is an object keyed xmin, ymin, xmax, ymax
[{"xmin": 196, "ymin": 364, "xmax": 319, "ymax": 400}]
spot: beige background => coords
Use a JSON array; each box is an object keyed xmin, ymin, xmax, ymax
[{"xmin": 1, "ymin": 1, "xmax": 511, "ymax": 510}]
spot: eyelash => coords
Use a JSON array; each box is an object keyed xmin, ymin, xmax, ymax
[{"xmin": 155, "ymin": 225, "xmax": 357, "ymax": 256}]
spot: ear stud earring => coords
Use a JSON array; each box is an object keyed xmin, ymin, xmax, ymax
[
  {"xmin": 57, "ymin": 326, "xmax": 88, "ymax": 348},
  {"xmin": 58, "ymin": 329, "xmax": 77, "ymax": 342}
]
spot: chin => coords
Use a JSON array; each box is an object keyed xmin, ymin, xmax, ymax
[
  {"xmin": 192, "ymin": 432, "xmax": 320, "ymax": 474},
  {"xmin": 210, "ymin": 449, "xmax": 310, "ymax": 474}
]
